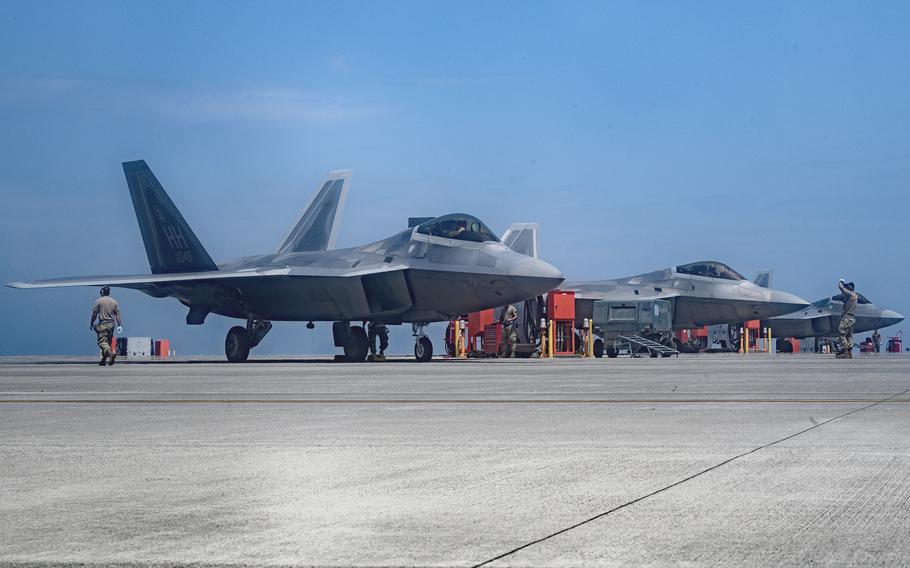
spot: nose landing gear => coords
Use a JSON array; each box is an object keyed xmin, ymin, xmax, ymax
[{"xmin": 412, "ymin": 323, "xmax": 433, "ymax": 362}]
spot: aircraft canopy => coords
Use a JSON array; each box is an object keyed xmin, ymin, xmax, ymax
[
  {"xmin": 415, "ymin": 214, "xmax": 500, "ymax": 243},
  {"xmin": 675, "ymin": 261, "xmax": 746, "ymax": 281}
]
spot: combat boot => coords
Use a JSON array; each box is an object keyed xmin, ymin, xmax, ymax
[
  {"xmin": 846, "ymin": 350, "xmax": 853, "ymax": 359},
  {"xmin": 99, "ymin": 353, "xmax": 108, "ymax": 366},
  {"xmin": 108, "ymin": 352, "xmax": 117, "ymax": 366},
  {"xmin": 835, "ymin": 351, "xmax": 850, "ymax": 359}
]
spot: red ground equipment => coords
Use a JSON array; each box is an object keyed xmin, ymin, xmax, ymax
[
  {"xmin": 887, "ymin": 331, "xmax": 903, "ymax": 353},
  {"xmin": 482, "ymin": 324, "xmax": 503, "ymax": 356},
  {"xmin": 675, "ymin": 327, "xmax": 708, "ymax": 352},
  {"xmin": 548, "ymin": 290, "xmax": 576, "ymax": 355},
  {"xmin": 154, "ymin": 339, "xmax": 170, "ymax": 358},
  {"xmin": 468, "ymin": 309, "xmax": 495, "ymax": 352},
  {"xmin": 447, "ymin": 309, "xmax": 496, "ymax": 356},
  {"xmin": 744, "ymin": 319, "xmax": 761, "ymax": 351}
]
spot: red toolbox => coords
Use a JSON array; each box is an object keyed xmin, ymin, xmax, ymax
[{"xmin": 482, "ymin": 324, "xmax": 503, "ymax": 356}]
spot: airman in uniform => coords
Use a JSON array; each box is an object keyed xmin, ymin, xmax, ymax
[
  {"xmin": 499, "ymin": 304, "xmax": 519, "ymax": 358},
  {"xmin": 836, "ymin": 279, "xmax": 858, "ymax": 359},
  {"xmin": 367, "ymin": 321, "xmax": 389, "ymax": 362},
  {"xmin": 90, "ymin": 286, "xmax": 122, "ymax": 366}
]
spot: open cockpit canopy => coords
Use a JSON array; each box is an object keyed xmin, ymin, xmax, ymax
[
  {"xmin": 415, "ymin": 214, "xmax": 499, "ymax": 243},
  {"xmin": 675, "ymin": 261, "xmax": 746, "ymax": 281}
]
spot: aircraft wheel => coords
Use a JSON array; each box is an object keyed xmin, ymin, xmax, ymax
[
  {"xmin": 343, "ymin": 326, "xmax": 369, "ymax": 362},
  {"xmin": 444, "ymin": 339, "xmax": 455, "ymax": 357},
  {"xmin": 225, "ymin": 326, "xmax": 251, "ymax": 363},
  {"xmin": 593, "ymin": 338, "xmax": 604, "ymax": 358},
  {"xmin": 415, "ymin": 336, "xmax": 433, "ymax": 362},
  {"xmin": 776, "ymin": 337, "xmax": 793, "ymax": 353},
  {"xmin": 649, "ymin": 349, "xmax": 660, "ymax": 358},
  {"xmin": 606, "ymin": 346, "xmax": 619, "ymax": 358}
]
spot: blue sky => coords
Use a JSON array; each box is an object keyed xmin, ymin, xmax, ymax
[{"xmin": 1, "ymin": 1, "xmax": 908, "ymax": 355}]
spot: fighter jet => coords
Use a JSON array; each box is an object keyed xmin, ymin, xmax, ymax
[
  {"xmin": 7, "ymin": 161, "xmax": 564, "ymax": 362},
  {"xmin": 500, "ymin": 224, "xmax": 809, "ymax": 356},
  {"xmin": 762, "ymin": 293, "xmax": 904, "ymax": 346},
  {"xmin": 565, "ymin": 261, "xmax": 809, "ymax": 329}
]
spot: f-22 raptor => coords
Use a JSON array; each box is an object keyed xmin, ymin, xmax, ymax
[
  {"xmin": 7, "ymin": 161, "xmax": 564, "ymax": 362},
  {"xmin": 763, "ymin": 292, "xmax": 903, "ymax": 350},
  {"xmin": 500, "ymin": 224, "xmax": 809, "ymax": 356}
]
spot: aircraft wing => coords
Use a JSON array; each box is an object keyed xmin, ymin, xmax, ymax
[
  {"xmin": 770, "ymin": 309, "xmax": 820, "ymax": 320},
  {"xmin": 593, "ymin": 290, "xmax": 683, "ymax": 302},
  {"xmin": 6, "ymin": 264, "xmax": 405, "ymax": 290},
  {"xmin": 7, "ymin": 269, "xmax": 280, "ymax": 290},
  {"xmin": 566, "ymin": 282, "xmax": 682, "ymax": 302}
]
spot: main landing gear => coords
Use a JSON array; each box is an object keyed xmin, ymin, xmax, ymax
[
  {"xmin": 343, "ymin": 325, "xmax": 369, "ymax": 362},
  {"xmin": 332, "ymin": 321, "xmax": 435, "ymax": 362},
  {"xmin": 332, "ymin": 322, "xmax": 369, "ymax": 362},
  {"xmin": 225, "ymin": 318, "xmax": 272, "ymax": 363}
]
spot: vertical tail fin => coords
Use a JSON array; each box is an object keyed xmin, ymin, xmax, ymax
[
  {"xmin": 122, "ymin": 160, "xmax": 218, "ymax": 274},
  {"xmin": 501, "ymin": 222, "xmax": 540, "ymax": 259},
  {"xmin": 753, "ymin": 270, "xmax": 774, "ymax": 288},
  {"xmin": 277, "ymin": 170, "xmax": 351, "ymax": 254}
]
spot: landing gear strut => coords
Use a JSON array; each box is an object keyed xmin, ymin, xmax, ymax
[
  {"xmin": 225, "ymin": 318, "xmax": 272, "ymax": 363},
  {"xmin": 412, "ymin": 323, "xmax": 433, "ymax": 362}
]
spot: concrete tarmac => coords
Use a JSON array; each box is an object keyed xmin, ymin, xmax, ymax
[{"xmin": 0, "ymin": 354, "xmax": 908, "ymax": 567}]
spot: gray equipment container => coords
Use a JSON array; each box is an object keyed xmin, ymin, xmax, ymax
[
  {"xmin": 592, "ymin": 299, "xmax": 672, "ymax": 337},
  {"xmin": 126, "ymin": 336, "xmax": 152, "ymax": 357}
]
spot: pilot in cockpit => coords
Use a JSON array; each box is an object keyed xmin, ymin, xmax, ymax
[{"xmin": 448, "ymin": 219, "xmax": 468, "ymax": 239}]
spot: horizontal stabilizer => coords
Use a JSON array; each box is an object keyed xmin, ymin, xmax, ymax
[
  {"xmin": 123, "ymin": 160, "xmax": 218, "ymax": 274},
  {"xmin": 277, "ymin": 170, "xmax": 351, "ymax": 254},
  {"xmin": 501, "ymin": 223, "xmax": 540, "ymax": 259}
]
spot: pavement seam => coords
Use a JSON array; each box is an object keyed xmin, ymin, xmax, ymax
[{"xmin": 471, "ymin": 386, "xmax": 910, "ymax": 568}]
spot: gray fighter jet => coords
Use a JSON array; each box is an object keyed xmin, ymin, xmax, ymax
[
  {"xmin": 565, "ymin": 261, "xmax": 809, "ymax": 331},
  {"xmin": 501, "ymin": 224, "xmax": 808, "ymax": 356},
  {"xmin": 762, "ymin": 293, "xmax": 904, "ymax": 345},
  {"xmin": 7, "ymin": 161, "xmax": 564, "ymax": 362}
]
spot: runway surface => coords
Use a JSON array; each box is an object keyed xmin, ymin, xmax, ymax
[{"xmin": 1, "ymin": 354, "xmax": 908, "ymax": 566}]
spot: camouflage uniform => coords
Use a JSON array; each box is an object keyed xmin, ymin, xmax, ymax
[
  {"xmin": 95, "ymin": 321, "xmax": 115, "ymax": 359},
  {"xmin": 91, "ymin": 292, "xmax": 120, "ymax": 365},
  {"xmin": 500, "ymin": 304, "xmax": 519, "ymax": 358},
  {"xmin": 368, "ymin": 322, "xmax": 389, "ymax": 357},
  {"xmin": 837, "ymin": 281, "xmax": 858, "ymax": 358}
]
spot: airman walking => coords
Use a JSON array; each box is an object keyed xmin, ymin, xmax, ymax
[{"xmin": 91, "ymin": 286, "xmax": 122, "ymax": 366}]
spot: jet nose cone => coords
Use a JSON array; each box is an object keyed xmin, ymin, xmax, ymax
[
  {"xmin": 881, "ymin": 309, "xmax": 905, "ymax": 327},
  {"xmin": 528, "ymin": 257, "xmax": 564, "ymax": 280},
  {"xmin": 766, "ymin": 290, "xmax": 810, "ymax": 316},
  {"xmin": 513, "ymin": 256, "xmax": 565, "ymax": 296}
]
